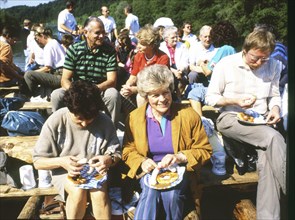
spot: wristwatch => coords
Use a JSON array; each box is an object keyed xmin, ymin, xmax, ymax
[{"xmin": 106, "ymin": 152, "xmax": 115, "ymax": 164}]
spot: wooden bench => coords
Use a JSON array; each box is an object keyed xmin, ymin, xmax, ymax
[
  {"xmin": 0, "ymin": 86, "xmax": 20, "ymax": 98},
  {"xmin": 0, "ymin": 137, "xmax": 57, "ymax": 195},
  {"xmin": 0, "ymin": 135, "xmax": 258, "ymax": 219},
  {"xmin": 0, "ymin": 86, "xmax": 19, "ymax": 91},
  {"xmin": 0, "ymin": 136, "xmax": 59, "ymax": 219},
  {"xmin": 20, "ymin": 101, "xmax": 52, "ymax": 110}
]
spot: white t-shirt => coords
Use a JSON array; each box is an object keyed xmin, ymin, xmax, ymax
[
  {"xmin": 43, "ymin": 39, "xmax": 65, "ymax": 69},
  {"xmin": 125, "ymin": 13, "xmax": 140, "ymax": 36},
  {"xmin": 98, "ymin": 15, "xmax": 117, "ymax": 41},
  {"xmin": 57, "ymin": 9, "xmax": 77, "ymax": 33}
]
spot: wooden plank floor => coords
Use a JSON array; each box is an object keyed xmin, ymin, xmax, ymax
[{"xmin": 0, "ymin": 135, "xmax": 259, "ymax": 219}]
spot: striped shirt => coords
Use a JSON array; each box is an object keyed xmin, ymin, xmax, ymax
[{"xmin": 63, "ymin": 40, "xmax": 117, "ymax": 84}]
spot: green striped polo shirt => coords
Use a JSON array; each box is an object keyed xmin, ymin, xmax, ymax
[{"xmin": 64, "ymin": 40, "xmax": 117, "ymax": 84}]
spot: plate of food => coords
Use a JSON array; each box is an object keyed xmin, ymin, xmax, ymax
[
  {"xmin": 237, "ymin": 112, "xmax": 267, "ymax": 125},
  {"xmin": 67, "ymin": 158, "xmax": 107, "ymax": 189},
  {"xmin": 143, "ymin": 165, "xmax": 185, "ymax": 190}
]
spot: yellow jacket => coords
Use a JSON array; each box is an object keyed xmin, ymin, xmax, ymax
[{"xmin": 122, "ymin": 102, "xmax": 212, "ymax": 179}]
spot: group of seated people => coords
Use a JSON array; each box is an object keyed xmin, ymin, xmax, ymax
[{"xmin": 1, "ymin": 16, "xmax": 288, "ymax": 220}]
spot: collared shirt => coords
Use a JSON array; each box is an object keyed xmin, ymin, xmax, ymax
[
  {"xmin": 182, "ymin": 33, "xmax": 198, "ymax": 46},
  {"xmin": 146, "ymin": 105, "xmax": 173, "ymax": 162},
  {"xmin": 159, "ymin": 41, "xmax": 189, "ymax": 72},
  {"xmin": 206, "ymin": 52, "xmax": 282, "ymax": 115},
  {"xmin": 63, "ymin": 40, "xmax": 117, "ymax": 84},
  {"xmin": 189, "ymin": 41, "xmax": 217, "ymax": 65}
]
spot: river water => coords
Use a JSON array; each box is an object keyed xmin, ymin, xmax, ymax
[{"xmin": 12, "ymin": 42, "xmax": 26, "ymax": 71}]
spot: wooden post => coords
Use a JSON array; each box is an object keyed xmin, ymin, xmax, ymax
[
  {"xmin": 18, "ymin": 196, "xmax": 41, "ymax": 219},
  {"xmin": 233, "ymin": 199, "xmax": 256, "ymax": 220}
]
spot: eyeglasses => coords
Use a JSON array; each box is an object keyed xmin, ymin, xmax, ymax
[
  {"xmin": 34, "ymin": 31, "xmax": 44, "ymax": 36},
  {"xmin": 247, "ymin": 52, "xmax": 270, "ymax": 63},
  {"xmin": 185, "ymin": 26, "xmax": 192, "ymax": 29}
]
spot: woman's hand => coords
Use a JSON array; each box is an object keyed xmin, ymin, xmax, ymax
[
  {"xmin": 141, "ymin": 158, "xmax": 157, "ymax": 173},
  {"xmin": 89, "ymin": 155, "xmax": 112, "ymax": 175},
  {"xmin": 120, "ymin": 84, "xmax": 135, "ymax": 97},
  {"xmin": 158, "ymin": 153, "xmax": 187, "ymax": 169}
]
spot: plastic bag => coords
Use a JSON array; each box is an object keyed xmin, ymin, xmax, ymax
[
  {"xmin": 1, "ymin": 110, "xmax": 45, "ymax": 136},
  {"xmin": 0, "ymin": 97, "xmax": 25, "ymax": 120}
]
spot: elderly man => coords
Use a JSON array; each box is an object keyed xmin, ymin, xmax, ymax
[
  {"xmin": 206, "ymin": 29, "xmax": 286, "ymax": 220},
  {"xmin": 98, "ymin": 6, "xmax": 118, "ymax": 43},
  {"xmin": 51, "ymin": 16, "xmax": 121, "ymax": 127},
  {"xmin": 188, "ymin": 25, "xmax": 217, "ymax": 84}
]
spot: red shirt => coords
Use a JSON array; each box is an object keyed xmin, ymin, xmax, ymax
[{"xmin": 131, "ymin": 49, "xmax": 170, "ymax": 76}]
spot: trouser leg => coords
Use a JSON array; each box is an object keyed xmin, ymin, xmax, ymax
[
  {"xmin": 51, "ymin": 88, "xmax": 66, "ymax": 112},
  {"xmin": 134, "ymin": 177, "xmax": 160, "ymax": 220},
  {"xmin": 24, "ymin": 71, "xmax": 61, "ymax": 97},
  {"xmin": 102, "ymin": 88, "xmax": 121, "ymax": 128}
]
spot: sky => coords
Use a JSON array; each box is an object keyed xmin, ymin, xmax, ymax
[{"xmin": 0, "ymin": 0, "xmax": 55, "ymax": 9}]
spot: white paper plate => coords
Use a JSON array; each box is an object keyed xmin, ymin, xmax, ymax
[
  {"xmin": 237, "ymin": 117, "xmax": 267, "ymax": 125},
  {"xmin": 237, "ymin": 112, "xmax": 267, "ymax": 125},
  {"xmin": 143, "ymin": 166, "xmax": 185, "ymax": 190}
]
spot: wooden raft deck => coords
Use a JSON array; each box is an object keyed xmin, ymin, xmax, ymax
[{"xmin": 0, "ymin": 135, "xmax": 258, "ymax": 219}]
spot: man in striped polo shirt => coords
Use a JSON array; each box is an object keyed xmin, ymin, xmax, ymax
[{"xmin": 51, "ymin": 16, "xmax": 121, "ymax": 127}]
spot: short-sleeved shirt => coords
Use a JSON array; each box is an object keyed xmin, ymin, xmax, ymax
[
  {"xmin": 33, "ymin": 107, "xmax": 121, "ymax": 175},
  {"xmin": 44, "ymin": 39, "xmax": 65, "ymax": 69},
  {"xmin": 63, "ymin": 40, "xmax": 117, "ymax": 84},
  {"xmin": 57, "ymin": 9, "xmax": 77, "ymax": 33},
  {"xmin": 131, "ymin": 50, "xmax": 170, "ymax": 76},
  {"xmin": 125, "ymin": 13, "xmax": 140, "ymax": 36},
  {"xmin": 98, "ymin": 15, "xmax": 116, "ymax": 41}
]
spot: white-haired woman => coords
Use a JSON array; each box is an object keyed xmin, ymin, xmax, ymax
[
  {"xmin": 159, "ymin": 26, "xmax": 190, "ymax": 101},
  {"xmin": 122, "ymin": 64, "xmax": 212, "ymax": 220}
]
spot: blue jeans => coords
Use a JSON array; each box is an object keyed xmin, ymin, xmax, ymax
[{"xmin": 134, "ymin": 172, "xmax": 188, "ymax": 220}]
